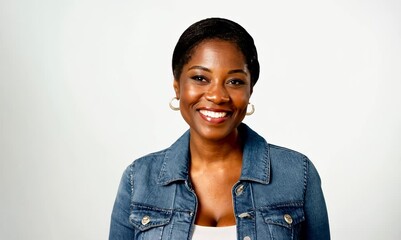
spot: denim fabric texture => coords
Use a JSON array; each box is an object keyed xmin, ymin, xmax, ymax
[{"xmin": 109, "ymin": 123, "xmax": 330, "ymax": 240}]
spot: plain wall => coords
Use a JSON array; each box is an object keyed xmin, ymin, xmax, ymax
[{"xmin": 1, "ymin": 0, "xmax": 400, "ymax": 239}]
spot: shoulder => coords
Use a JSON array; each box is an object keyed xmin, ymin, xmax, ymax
[
  {"xmin": 126, "ymin": 148, "xmax": 169, "ymax": 174},
  {"xmin": 267, "ymin": 143, "xmax": 321, "ymax": 189},
  {"xmin": 267, "ymin": 143, "xmax": 318, "ymax": 172},
  {"xmin": 268, "ymin": 143, "xmax": 308, "ymax": 163},
  {"xmin": 241, "ymin": 123, "xmax": 308, "ymax": 163},
  {"xmin": 240, "ymin": 123, "xmax": 311, "ymax": 173},
  {"xmin": 267, "ymin": 143, "xmax": 309, "ymax": 179}
]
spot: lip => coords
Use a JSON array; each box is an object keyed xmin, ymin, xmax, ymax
[{"xmin": 197, "ymin": 108, "xmax": 232, "ymax": 124}]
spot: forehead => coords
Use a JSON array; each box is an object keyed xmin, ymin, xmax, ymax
[
  {"xmin": 187, "ymin": 39, "xmax": 246, "ymax": 66},
  {"xmin": 192, "ymin": 39, "xmax": 242, "ymax": 55}
]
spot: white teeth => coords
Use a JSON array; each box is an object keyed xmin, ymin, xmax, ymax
[{"xmin": 199, "ymin": 110, "xmax": 227, "ymax": 118}]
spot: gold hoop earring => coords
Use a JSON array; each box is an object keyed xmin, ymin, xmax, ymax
[
  {"xmin": 169, "ymin": 97, "xmax": 180, "ymax": 111},
  {"xmin": 246, "ymin": 103, "xmax": 255, "ymax": 116}
]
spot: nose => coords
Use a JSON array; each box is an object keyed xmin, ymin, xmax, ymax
[{"xmin": 205, "ymin": 82, "xmax": 230, "ymax": 104}]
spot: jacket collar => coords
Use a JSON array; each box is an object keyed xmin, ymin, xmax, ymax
[{"xmin": 157, "ymin": 123, "xmax": 271, "ymax": 185}]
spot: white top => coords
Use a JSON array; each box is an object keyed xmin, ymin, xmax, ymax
[{"xmin": 191, "ymin": 225, "xmax": 237, "ymax": 240}]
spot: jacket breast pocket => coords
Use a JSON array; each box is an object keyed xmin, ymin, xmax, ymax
[
  {"xmin": 129, "ymin": 204, "xmax": 173, "ymax": 240},
  {"xmin": 260, "ymin": 204, "xmax": 305, "ymax": 240}
]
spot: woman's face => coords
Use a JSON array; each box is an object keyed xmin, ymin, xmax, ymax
[{"xmin": 174, "ymin": 39, "xmax": 252, "ymax": 142}]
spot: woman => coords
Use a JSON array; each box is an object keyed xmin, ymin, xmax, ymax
[{"xmin": 109, "ymin": 17, "xmax": 330, "ymax": 240}]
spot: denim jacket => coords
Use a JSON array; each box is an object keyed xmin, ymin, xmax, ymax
[{"xmin": 109, "ymin": 124, "xmax": 330, "ymax": 239}]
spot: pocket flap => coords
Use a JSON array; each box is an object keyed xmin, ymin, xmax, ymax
[
  {"xmin": 129, "ymin": 204, "xmax": 173, "ymax": 231},
  {"xmin": 260, "ymin": 204, "xmax": 305, "ymax": 229}
]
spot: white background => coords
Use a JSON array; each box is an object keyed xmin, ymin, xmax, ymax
[{"xmin": 1, "ymin": 0, "xmax": 400, "ymax": 239}]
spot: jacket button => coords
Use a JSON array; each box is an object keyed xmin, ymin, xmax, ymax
[
  {"xmin": 141, "ymin": 215, "xmax": 151, "ymax": 225},
  {"xmin": 243, "ymin": 236, "xmax": 251, "ymax": 240},
  {"xmin": 238, "ymin": 212, "xmax": 251, "ymax": 218},
  {"xmin": 235, "ymin": 184, "xmax": 245, "ymax": 195},
  {"xmin": 284, "ymin": 214, "xmax": 293, "ymax": 225}
]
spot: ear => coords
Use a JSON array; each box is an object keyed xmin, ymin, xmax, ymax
[{"xmin": 173, "ymin": 79, "xmax": 180, "ymax": 98}]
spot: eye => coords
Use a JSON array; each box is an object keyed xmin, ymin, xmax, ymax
[
  {"xmin": 227, "ymin": 79, "xmax": 245, "ymax": 85},
  {"xmin": 191, "ymin": 75, "xmax": 208, "ymax": 82}
]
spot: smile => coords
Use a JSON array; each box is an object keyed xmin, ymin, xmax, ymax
[{"xmin": 199, "ymin": 110, "xmax": 228, "ymax": 119}]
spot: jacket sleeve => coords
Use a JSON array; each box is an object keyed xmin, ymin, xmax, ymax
[
  {"xmin": 109, "ymin": 165, "xmax": 136, "ymax": 240},
  {"xmin": 302, "ymin": 158, "xmax": 330, "ymax": 239}
]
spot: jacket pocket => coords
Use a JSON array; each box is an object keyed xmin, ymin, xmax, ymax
[
  {"xmin": 260, "ymin": 203, "xmax": 305, "ymax": 239},
  {"xmin": 129, "ymin": 204, "xmax": 173, "ymax": 239}
]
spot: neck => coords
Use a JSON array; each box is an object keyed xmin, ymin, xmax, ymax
[{"xmin": 189, "ymin": 129, "xmax": 243, "ymax": 166}]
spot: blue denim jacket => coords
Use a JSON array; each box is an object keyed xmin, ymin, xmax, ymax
[{"xmin": 109, "ymin": 124, "xmax": 330, "ymax": 239}]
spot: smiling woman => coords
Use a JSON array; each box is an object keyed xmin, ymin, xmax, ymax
[
  {"xmin": 109, "ymin": 18, "xmax": 330, "ymax": 240},
  {"xmin": 174, "ymin": 39, "xmax": 251, "ymax": 142}
]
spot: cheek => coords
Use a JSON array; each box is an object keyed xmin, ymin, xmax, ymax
[
  {"xmin": 179, "ymin": 83, "xmax": 203, "ymax": 102},
  {"xmin": 231, "ymin": 91, "xmax": 251, "ymax": 107}
]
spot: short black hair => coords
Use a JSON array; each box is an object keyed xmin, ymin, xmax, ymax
[{"xmin": 172, "ymin": 17, "xmax": 260, "ymax": 86}]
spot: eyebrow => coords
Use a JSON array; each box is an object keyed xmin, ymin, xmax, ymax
[
  {"xmin": 228, "ymin": 69, "xmax": 248, "ymax": 75},
  {"xmin": 188, "ymin": 65, "xmax": 248, "ymax": 75},
  {"xmin": 188, "ymin": 65, "xmax": 211, "ymax": 72}
]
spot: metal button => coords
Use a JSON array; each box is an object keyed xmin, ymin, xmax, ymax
[
  {"xmin": 243, "ymin": 236, "xmax": 251, "ymax": 240},
  {"xmin": 238, "ymin": 212, "xmax": 251, "ymax": 218},
  {"xmin": 284, "ymin": 214, "xmax": 293, "ymax": 225},
  {"xmin": 141, "ymin": 215, "xmax": 151, "ymax": 225},
  {"xmin": 235, "ymin": 184, "xmax": 245, "ymax": 195}
]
